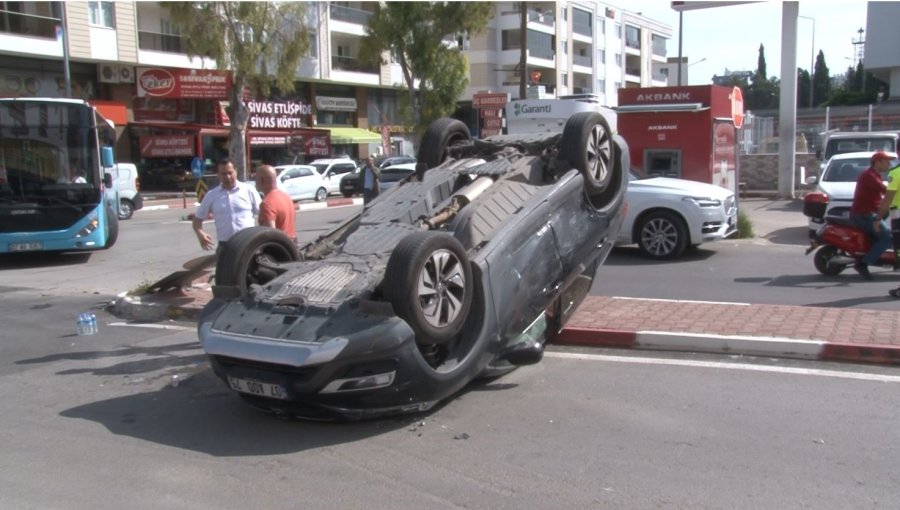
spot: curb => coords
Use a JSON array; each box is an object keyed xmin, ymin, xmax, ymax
[
  {"xmin": 554, "ymin": 326, "xmax": 900, "ymax": 366},
  {"xmin": 138, "ymin": 197, "xmax": 363, "ymax": 213}
]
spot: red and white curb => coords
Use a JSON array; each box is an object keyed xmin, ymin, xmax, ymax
[{"xmin": 555, "ymin": 327, "xmax": 900, "ymax": 365}]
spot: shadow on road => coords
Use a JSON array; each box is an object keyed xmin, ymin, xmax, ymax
[
  {"xmin": 0, "ymin": 252, "xmax": 92, "ymax": 269},
  {"xmin": 735, "ymin": 271, "xmax": 900, "ymax": 293},
  {"xmin": 606, "ymin": 246, "xmax": 716, "ymax": 265},
  {"xmin": 760, "ymin": 226, "xmax": 809, "ymax": 246}
]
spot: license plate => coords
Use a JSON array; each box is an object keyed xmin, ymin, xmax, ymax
[
  {"xmin": 227, "ymin": 376, "xmax": 288, "ymax": 400},
  {"xmin": 9, "ymin": 241, "xmax": 43, "ymax": 252}
]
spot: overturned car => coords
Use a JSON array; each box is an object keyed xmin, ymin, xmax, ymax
[{"xmin": 199, "ymin": 112, "xmax": 629, "ymax": 419}]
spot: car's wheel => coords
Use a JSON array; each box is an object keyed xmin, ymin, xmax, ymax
[
  {"xmin": 417, "ymin": 118, "xmax": 472, "ymax": 170},
  {"xmin": 118, "ymin": 199, "xmax": 134, "ymax": 220},
  {"xmin": 813, "ymin": 245, "xmax": 847, "ymax": 275},
  {"xmin": 314, "ymin": 187, "xmax": 327, "ymax": 202},
  {"xmin": 384, "ymin": 232, "xmax": 473, "ymax": 345},
  {"xmin": 105, "ymin": 208, "xmax": 119, "ymax": 248},
  {"xmin": 342, "ymin": 191, "xmax": 353, "ymax": 198},
  {"xmin": 637, "ymin": 210, "xmax": 688, "ymax": 259},
  {"xmin": 215, "ymin": 226, "xmax": 300, "ymax": 295},
  {"xmin": 559, "ymin": 112, "xmax": 616, "ymax": 196}
]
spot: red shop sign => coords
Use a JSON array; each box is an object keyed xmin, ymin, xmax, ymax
[
  {"xmin": 139, "ymin": 135, "xmax": 196, "ymax": 158},
  {"xmin": 136, "ymin": 67, "xmax": 232, "ymax": 99}
]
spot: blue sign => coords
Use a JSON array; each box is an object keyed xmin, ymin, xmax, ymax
[{"xmin": 190, "ymin": 157, "xmax": 204, "ymax": 178}]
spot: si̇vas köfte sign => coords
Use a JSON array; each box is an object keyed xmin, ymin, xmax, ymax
[{"xmin": 246, "ymin": 100, "xmax": 312, "ymax": 129}]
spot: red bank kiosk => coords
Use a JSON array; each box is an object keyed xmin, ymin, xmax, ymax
[{"xmin": 617, "ymin": 85, "xmax": 743, "ymax": 195}]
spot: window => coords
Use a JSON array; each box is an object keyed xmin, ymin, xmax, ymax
[
  {"xmin": 562, "ymin": 73, "xmax": 568, "ymax": 86},
  {"xmin": 561, "ymin": 40, "xmax": 567, "ymax": 55},
  {"xmin": 598, "ymin": 49, "xmax": 606, "ymax": 62},
  {"xmin": 88, "ymin": 1, "xmax": 114, "ymax": 28},
  {"xmin": 615, "ymin": 53, "xmax": 622, "ymax": 66},
  {"xmin": 598, "ymin": 18, "xmax": 605, "ymax": 34},
  {"xmin": 614, "ymin": 22, "xmax": 621, "ymax": 38}
]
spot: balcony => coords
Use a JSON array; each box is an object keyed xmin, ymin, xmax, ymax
[
  {"xmin": 528, "ymin": 47, "xmax": 554, "ymax": 61},
  {"xmin": 138, "ymin": 30, "xmax": 185, "ymax": 54},
  {"xmin": 329, "ymin": 4, "xmax": 373, "ymax": 25},
  {"xmin": 0, "ymin": 9, "xmax": 58, "ymax": 39},
  {"xmin": 625, "ymin": 38, "xmax": 641, "ymax": 51},
  {"xmin": 572, "ymin": 23, "xmax": 592, "ymax": 38},
  {"xmin": 573, "ymin": 54, "xmax": 592, "ymax": 67},
  {"xmin": 527, "ymin": 9, "xmax": 554, "ymax": 28},
  {"xmin": 331, "ymin": 55, "xmax": 378, "ymax": 74}
]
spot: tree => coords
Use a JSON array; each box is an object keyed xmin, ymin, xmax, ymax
[
  {"xmin": 360, "ymin": 2, "xmax": 493, "ymax": 145},
  {"xmin": 797, "ymin": 68, "xmax": 810, "ymax": 109},
  {"xmin": 811, "ymin": 50, "xmax": 830, "ymax": 107},
  {"xmin": 755, "ymin": 43, "xmax": 767, "ymax": 81},
  {"xmin": 165, "ymin": 2, "xmax": 311, "ymax": 179},
  {"xmin": 746, "ymin": 44, "xmax": 778, "ymax": 110}
]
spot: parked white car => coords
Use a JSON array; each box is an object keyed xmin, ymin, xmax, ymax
[
  {"xmin": 112, "ymin": 163, "xmax": 143, "ymax": 220},
  {"xmin": 804, "ymin": 151, "xmax": 899, "ymax": 237},
  {"xmin": 308, "ymin": 157, "xmax": 358, "ymax": 196},
  {"xmin": 617, "ymin": 171, "xmax": 738, "ymax": 259},
  {"xmin": 272, "ymin": 165, "xmax": 329, "ymax": 202}
]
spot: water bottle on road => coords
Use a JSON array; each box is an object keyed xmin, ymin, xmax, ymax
[
  {"xmin": 76, "ymin": 313, "xmax": 87, "ymax": 336},
  {"xmin": 89, "ymin": 313, "xmax": 98, "ymax": 334}
]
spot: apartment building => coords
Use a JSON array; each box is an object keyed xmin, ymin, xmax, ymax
[
  {"xmin": 464, "ymin": 2, "xmax": 673, "ymax": 106},
  {"xmin": 0, "ymin": 1, "xmax": 414, "ymax": 177},
  {"xmin": 865, "ymin": 2, "xmax": 900, "ymax": 101}
]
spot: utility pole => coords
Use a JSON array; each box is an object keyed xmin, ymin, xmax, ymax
[
  {"xmin": 519, "ymin": 2, "xmax": 527, "ymax": 99},
  {"xmin": 59, "ymin": 2, "xmax": 72, "ymax": 98}
]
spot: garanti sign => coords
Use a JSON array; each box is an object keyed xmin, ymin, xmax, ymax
[{"xmin": 136, "ymin": 68, "xmax": 232, "ymax": 99}]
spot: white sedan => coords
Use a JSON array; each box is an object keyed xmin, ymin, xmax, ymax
[
  {"xmin": 616, "ymin": 171, "xmax": 738, "ymax": 259},
  {"xmin": 272, "ymin": 165, "xmax": 329, "ymax": 202}
]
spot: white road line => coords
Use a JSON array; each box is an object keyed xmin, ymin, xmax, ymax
[
  {"xmin": 611, "ymin": 296, "xmax": 752, "ymax": 306},
  {"xmin": 108, "ymin": 322, "xmax": 195, "ymax": 332},
  {"xmin": 545, "ymin": 351, "xmax": 900, "ymax": 383}
]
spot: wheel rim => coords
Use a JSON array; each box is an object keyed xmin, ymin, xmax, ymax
[
  {"xmin": 641, "ymin": 218, "xmax": 678, "ymax": 257},
  {"xmin": 245, "ymin": 242, "xmax": 294, "ymax": 288},
  {"xmin": 316, "ymin": 188, "xmax": 326, "ymax": 201},
  {"xmin": 119, "ymin": 201, "xmax": 132, "ymax": 218},
  {"xmin": 417, "ymin": 248, "xmax": 466, "ymax": 328},
  {"xmin": 586, "ymin": 124, "xmax": 612, "ymax": 185}
]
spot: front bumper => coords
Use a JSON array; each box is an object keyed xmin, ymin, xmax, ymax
[
  {"xmin": 697, "ymin": 206, "xmax": 738, "ymax": 242},
  {"xmin": 199, "ymin": 301, "xmax": 447, "ymax": 419}
]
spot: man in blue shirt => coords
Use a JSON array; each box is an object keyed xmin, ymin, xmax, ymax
[{"xmin": 362, "ymin": 156, "xmax": 380, "ymax": 205}]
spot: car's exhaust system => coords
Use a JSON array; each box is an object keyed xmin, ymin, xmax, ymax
[{"xmin": 416, "ymin": 176, "xmax": 495, "ymax": 230}]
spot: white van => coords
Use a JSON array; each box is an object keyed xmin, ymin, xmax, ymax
[{"xmin": 113, "ymin": 163, "xmax": 143, "ymax": 219}]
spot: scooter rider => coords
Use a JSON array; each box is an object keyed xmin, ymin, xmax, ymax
[{"xmin": 849, "ymin": 151, "xmax": 894, "ymax": 280}]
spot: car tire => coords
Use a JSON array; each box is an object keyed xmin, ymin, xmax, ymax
[
  {"xmin": 315, "ymin": 187, "xmax": 327, "ymax": 202},
  {"xmin": 215, "ymin": 226, "xmax": 300, "ymax": 295},
  {"xmin": 118, "ymin": 198, "xmax": 134, "ymax": 220},
  {"xmin": 417, "ymin": 118, "xmax": 472, "ymax": 170},
  {"xmin": 813, "ymin": 245, "xmax": 847, "ymax": 275},
  {"xmin": 559, "ymin": 111, "xmax": 616, "ymax": 196},
  {"xmin": 342, "ymin": 191, "xmax": 353, "ymax": 198},
  {"xmin": 105, "ymin": 208, "xmax": 119, "ymax": 248},
  {"xmin": 637, "ymin": 210, "xmax": 688, "ymax": 259},
  {"xmin": 384, "ymin": 232, "xmax": 473, "ymax": 345}
]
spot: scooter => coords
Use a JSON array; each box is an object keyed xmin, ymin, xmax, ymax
[{"xmin": 805, "ymin": 217, "xmax": 898, "ymax": 275}]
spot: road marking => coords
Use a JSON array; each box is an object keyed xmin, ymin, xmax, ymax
[
  {"xmin": 545, "ymin": 351, "xmax": 900, "ymax": 383},
  {"xmin": 108, "ymin": 322, "xmax": 195, "ymax": 332},
  {"xmin": 612, "ymin": 296, "xmax": 752, "ymax": 306}
]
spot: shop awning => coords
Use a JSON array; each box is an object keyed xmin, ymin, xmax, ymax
[{"xmin": 324, "ymin": 126, "xmax": 382, "ymax": 144}]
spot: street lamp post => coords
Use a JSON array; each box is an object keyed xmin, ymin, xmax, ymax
[{"xmin": 799, "ymin": 14, "xmax": 815, "ymax": 109}]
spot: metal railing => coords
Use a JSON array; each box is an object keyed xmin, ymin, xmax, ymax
[
  {"xmin": 625, "ymin": 38, "xmax": 641, "ymax": 50},
  {"xmin": 138, "ymin": 30, "xmax": 186, "ymax": 53},
  {"xmin": 528, "ymin": 47, "xmax": 554, "ymax": 60},
  {"xmin": 0, "ymin": 9, "xmax": 58, "ymax": 39},
  {"xmin": 329, "ymin": 4, "xmax": 373, "ymax": 25},
  {"xmin": 527, "ymin": 10, "xmax": 554, "ymax": 27},
  {"xmin": 331, "ymin": 55, "xmax": 378, "ymax": 74}
]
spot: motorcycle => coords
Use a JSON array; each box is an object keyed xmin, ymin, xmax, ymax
[{"xmin": 805, "ymin": 216, "xmax": 898, "ymax": 275}]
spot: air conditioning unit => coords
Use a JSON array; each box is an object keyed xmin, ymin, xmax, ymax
[
  {"xmin": 98, "ymin": 63, "xmax": 119, "ymax": 84},
  {"xmin": 118, "ymin": 65, "xmax": 135, "ymax": 83}
]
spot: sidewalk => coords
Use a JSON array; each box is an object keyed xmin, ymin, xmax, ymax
[
  {"xmin": 139, "ymin": 194, "xmax": 364, "ymax": 213},
  {"xmin": 110, "ymin": 197, "xmax": 900, "ymax": 366}
]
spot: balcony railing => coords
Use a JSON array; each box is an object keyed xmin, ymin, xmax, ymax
[
  {"xmin": 527, "ymin": 10, "xmax": 554, "ymax": 27},
  {"xmin": 572, "ymin": 23, "xmax": 592, "ymax": 37},
  {"xmin": 0, "ymin": 9, "xmax": 59, "ymax": 39},
  {"xmin": 625, "ymin": 38, "xmax": 641, "ymax": 50},
  {"xmin": 573, "ymin": 54, "xmax": 592, "ymax": 67},
  {"xmin": 330, "ymin": 4, "xmax": 373, "ymax": 25},
  {"xmin": 138, "ymin": 30, "xmax": 186, "ymax": 54},
  {"xmin": 625, "ymin": 67, "xmax": 641, "ymax": 77},
  {"xmin": 331, "ymin": 55, "xmax": 378, "ymax": 74}
]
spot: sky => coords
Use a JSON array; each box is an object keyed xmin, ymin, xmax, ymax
[{"xmin": 619, "ymin": 0, "xmax": 872, "ymax": 85}]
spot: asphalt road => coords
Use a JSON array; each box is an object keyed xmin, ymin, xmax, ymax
[{"xmin": 1, "ymin": 200, "xmax": 898, "ymax": 508}]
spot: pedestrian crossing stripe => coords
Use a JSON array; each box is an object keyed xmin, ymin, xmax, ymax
[{"xmin": 196, "ymin": 179, "xmax": 208, "ymax": 203}]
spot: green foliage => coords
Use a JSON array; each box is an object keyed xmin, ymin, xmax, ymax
[
  {"xmin": 822, "ymin": 61, "xmax": 887, "ymax": 106},
  {"xmin": 797, "ymin": 68, "xmax": 811, "ymax": 108},
  {"xmin": 361, "ymin": 2, "xmax": 493, "ymax": 142},
  {"xmin": 737, "ymin": 210, "xmax": 754, "ymax": 239},
  {"xmin": 164, "ymin": 2, "xmax": 310, "ymax": 178},
  {"xmin": 811, "ymin": 50, "xmax": 830, "ymax": 107}
]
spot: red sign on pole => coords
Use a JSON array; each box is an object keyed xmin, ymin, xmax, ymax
[
  {"xmin": 480, "ymin": 109, "xmax": 501, "ymax": 118},
  {"xmin": 480, "ymin": 128, "xmax": 501, "ymax": 138},
  {"xmin": 483, "ymin": 117, "xmax": 503, "ymax": 129},
  {"xmin": 472, "ymin": 93, "xmax": 509, "ymax": 109}
]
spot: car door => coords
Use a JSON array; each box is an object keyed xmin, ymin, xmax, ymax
[
  {"xmin": 278, "ymin": 168, "xmax": 302, "ymax": 200},
  {"xmin": 324, "ymin": 163, "xmax": 356, "ymax": 195},
  {"xmin": 294, "ymin": 167, "xmax": 320, "ymax": 200}
]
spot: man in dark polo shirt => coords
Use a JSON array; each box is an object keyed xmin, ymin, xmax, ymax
[{"xmin": 849, "ymin": 151, "xmax": 893, "ymax": 279}]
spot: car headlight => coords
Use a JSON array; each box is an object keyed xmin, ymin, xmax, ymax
[
  {"xmin": 75, "ymin": 216, "xmax": 100, "ymax": 238},
  {"xmin": 683, "ymin": 196, "xmax": 721, "ymax": 208}
]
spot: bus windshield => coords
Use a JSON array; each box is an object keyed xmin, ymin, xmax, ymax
[{"xmin": 0, "ymin": 100, "xmax": 111, "ymax": 234}]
